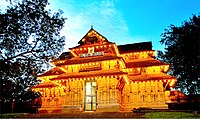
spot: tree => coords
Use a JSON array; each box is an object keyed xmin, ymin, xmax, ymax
[
  {"xmin": 0, "ymin": 0, "xmax": 66, "ymax": 102},
  {"xmin": 158, "ymin": 14, "xmax": 200, "ymax": 95}
]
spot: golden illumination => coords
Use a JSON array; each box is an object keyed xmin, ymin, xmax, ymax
[
  {"xmin": 163, "ymin": 65, "xmax": 170, "ymax": 72},
  {"xmin": 119, "ymin": 60, "xmax": 125, "ymax": 69},
  {"xmin": 164, "ymin": 80, "xmax": 170, "ymax": 89},
  {"xmin": 33, "ymin": 28, "xmax": 177, "ymax": 113},
  {"xmin": 59, "ymin": 67, "xmax": 68, "ymax": 73},
  {"xmin": 123, "ymin": 75, "xmax": 129, "ymax": 84},
  {"xmin": 169, "ymin": 79, "xmax": 175, "ymax": 87},
  {"xmin": 113, "ymin": 44, "xmax": 120, "ymax": 56},
  {"xmin": 70, "ymin": 50, "xmax": 77, "ymax": 57}
]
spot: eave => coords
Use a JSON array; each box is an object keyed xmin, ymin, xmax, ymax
[
  {"xmin": 51, "ymin": 69, "xmax": 128, "ymax": 80},
  {"xmin": 37, "ymin": 67, "xmax": 65, "ymax": 77},
  {"xmin": 56, "ymin": 55, "xmax": 122, "ymax": 66},
  {"xmin": 32, "ymin": 82, "xmax": 59, "ymax": 88},
  {"xmin": 125, "ymin": 59, "xmax": 169, "ymax": 68},
  {"xmin": 129, "ymin": 73, "xmax": 176, "ymax": 82}
]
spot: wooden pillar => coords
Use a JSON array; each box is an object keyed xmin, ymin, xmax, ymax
[
  {"xmin": 50, "ymin": 88, "xmax": 52, "ymax": 97},
  {"xmin": 53, "ymin": 87, "xmax": 55, "ymax": 97},
  {"xmin": 44, "ymin": 88, "xmax": 46, "ymax": 97}
]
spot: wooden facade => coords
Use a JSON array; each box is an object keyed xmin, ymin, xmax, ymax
[{"xmin": 32, "ymin": 28, "xmax": 176, "ymax": 113}]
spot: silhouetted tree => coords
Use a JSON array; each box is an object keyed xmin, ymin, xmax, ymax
[
  {"xmin": 0, "ymin": 0, "xmax": 66, "ymax": 103},
  {"xmin": 158, "ymin": 14, "xmax": 200, "ymax": 95}
]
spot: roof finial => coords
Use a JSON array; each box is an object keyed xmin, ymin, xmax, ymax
[{"xmin": 91, "ymin": 25, "xmax": 93, "ymax": 29}]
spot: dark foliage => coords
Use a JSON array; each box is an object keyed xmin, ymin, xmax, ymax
[
  {"xmin": 0, "ymin": 0, "xmax": 66, "ymax": 103},
  {"xmin": 158, "ymin": 14, "xmax": 200, "ymax": 95}
]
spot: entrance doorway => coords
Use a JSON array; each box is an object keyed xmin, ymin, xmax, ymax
[{"xmin": 84, "ymin": 81, "xmax": 97, "ymax": 111}]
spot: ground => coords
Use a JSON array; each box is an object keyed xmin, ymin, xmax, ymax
[
  {"xmin": 3, "ymin": 112, "xmax": 145, "ymax": 118},
  {"xmin": 2, "ymin": 111, "xmax": 200, "ymax": 118}
]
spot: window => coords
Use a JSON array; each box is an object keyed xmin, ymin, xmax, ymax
[{"xmin": 88, "ymin": 47, "xmax": 94, "ymax": 53}]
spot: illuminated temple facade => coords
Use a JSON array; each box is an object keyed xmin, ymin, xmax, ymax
[{"xmin": 32, "ymin": 28, "xmax": 176, "ymax": 113}]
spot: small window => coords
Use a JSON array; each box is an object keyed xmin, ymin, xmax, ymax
[{"xmin": 88, "ymin": 47, "xmax": 94, "ymax": 53}]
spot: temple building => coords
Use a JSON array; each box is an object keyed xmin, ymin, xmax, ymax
[{"xmin": 32, "ymin": 28, "xmax": 176, "ymax": 113}]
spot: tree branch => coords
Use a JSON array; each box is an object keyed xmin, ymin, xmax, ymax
[
  {"xmin": 31, "ymin": 38, "xmax": 40, "ymax": 52},
  {"xmin": 4, "ymin": 50, "xmax": 35, "ymax": 62}
]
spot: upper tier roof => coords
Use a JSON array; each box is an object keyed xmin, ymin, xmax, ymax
[
  {"xmin": 51, "ymin": 69, "xmax": 127, "ymax": 80},
  {"xmin": 125, "ymin": 59, "xmax": 168, "ymax": 68},
  {"xmin": 38, "ymin": 67, "xmax": 65, "ymax": 77},
  {"xmin": 59, "ymin": 52, "xmax": 73, "ymax": 60},
  {"xmin": 58, "ymin": 42, "xmax": 153, "ymax": 60},
  {"xmin": 129, "ymin": 73, "xmax": 176, "ymax": 82},
  {"xmin": 56, "ymin": 55, "xmax": 122, "ymax": 66},
  {"xmin": 32, "ymin": 82, "xmax": 58, "ymax": 88},
  {"xmin": 77, "ymin": 27, "xmax": 113, "ymax": 46},
  {"xmin": 118, "ymin": 41, "xmax": 152, "ymax": 54}
]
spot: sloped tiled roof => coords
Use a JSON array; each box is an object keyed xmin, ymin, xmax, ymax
[
  {"xmin": 59, "ymin": 52, "xmax": 73, "ymax": 60},
  {"xmin": 56, "ymin": 55, "xmax": 122, "ymax": 66},
  {"xmin": 129, "ymin": 73, "xmax": 176, "ymax": 82},
  {"xmin": 126, "ymin": 59, "xmax": 168, "ymax": 68},
  {"xmin": 32, "ymin": 82, "xmax": 58, "ymax": 88},
  {"xmin": 38, "ymin": 67, "xmax": 65, "ymax": 77},
  {"xmin": 51, "ymin": 69, "xmax": 127, "ymax": 80},
  {"xmin": 118, "ymin": 41, "xmax": 152, "ymax": 54},
  {"xmin": 78, "ymin": 27, "xmax": 112, "ymax": 45}
]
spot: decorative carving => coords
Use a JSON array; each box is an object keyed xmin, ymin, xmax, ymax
[
  {"xmin": 79, "ymin": 63, "xmax": 101, "ymax": 72},
  {"xmin": 86, "ymin": 36, "xmax": 99, "ymax": 44}
]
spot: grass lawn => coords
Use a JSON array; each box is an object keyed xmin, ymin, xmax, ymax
[{"xmin": 144, "ymin": 112, "xmax": 200, "ymax": 119}]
